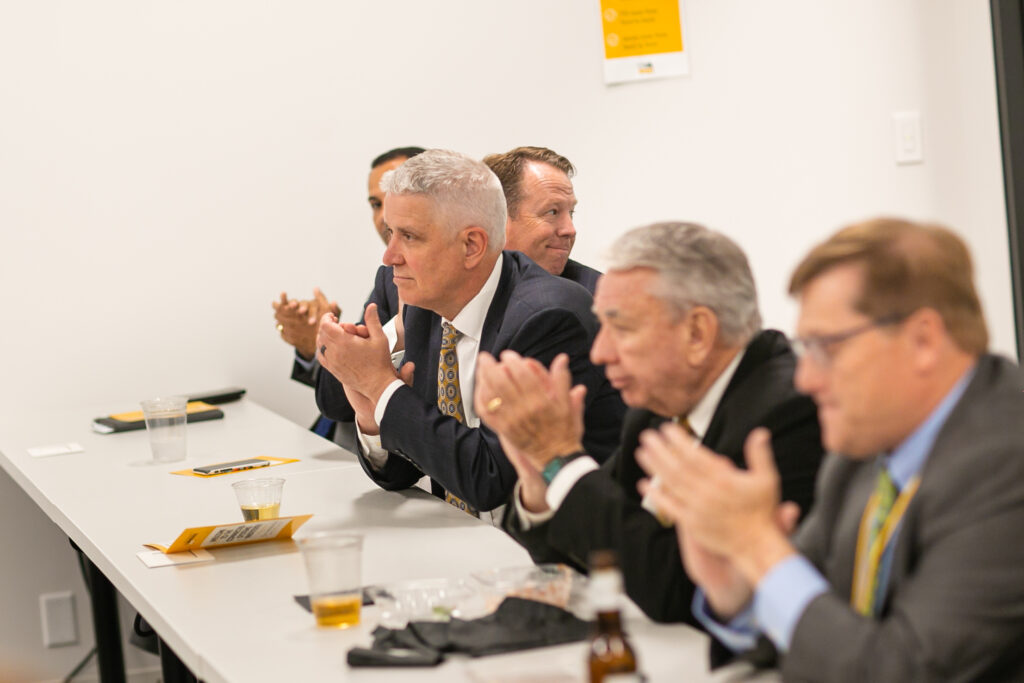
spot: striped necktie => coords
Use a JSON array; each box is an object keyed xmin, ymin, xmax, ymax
[
  {"xmin": 436, "ymin": 322, "xmax": 478, "ymax": 517},
  {"xmin": 852, "ymin": 466, "xmax": 919, "ymax": 616}
]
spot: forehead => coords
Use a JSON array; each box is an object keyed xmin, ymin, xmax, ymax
[
  {"xmin": 594, "ymin": 268, "xmax": 665, "ymax": 316},
  {"xmin": 368, "ymin": 157, "xmax": 407, "ymax": 194},
  {"xmin": 796, "ymin": 262, "xmax": 868, "ymax": 332},
  {"xmin": 520, "ymin": 161, "xmax": 575, "ymax": 202},
  {"xmin": 382, "ymin": 193, "xmax": 440, "ymax": 232}
]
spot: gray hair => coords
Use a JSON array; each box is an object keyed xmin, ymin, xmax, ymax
[
  {"xmin": 380, "ymin": 149, "xmax": 506, "ymax": 253},
  {"xmin": 606, "ymin": 222, "xmax": 762, "ymax": 346}
]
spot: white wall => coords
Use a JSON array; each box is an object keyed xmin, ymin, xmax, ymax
[{"xmin": 0, "ymin": 1, "xmax": 1012, "ymax": 678}]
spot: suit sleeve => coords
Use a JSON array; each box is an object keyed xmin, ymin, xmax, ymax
[
  {"xmin": 290, "ymin": 356, "xmax": 320, "ymax": 388},
  {"xmin": 375, "ymin": 308, "xmax": 600, "ymax": 511},
  {"xmin": 782, "ymin": 437, "xmax": 1024, "ymax": 682}
]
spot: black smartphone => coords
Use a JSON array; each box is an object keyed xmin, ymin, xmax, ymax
[{"xmin": 192, "ymin": 458, "xmax": 270, "ymax": 476}]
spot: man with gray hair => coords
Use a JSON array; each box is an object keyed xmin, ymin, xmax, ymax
[
  {"xmin": 315, "ymin": 150, "xmax": 624, "ymax": 523},
  {"xmin": 475, "ymin": 222, "xmax": 823, "ymax": 621}
]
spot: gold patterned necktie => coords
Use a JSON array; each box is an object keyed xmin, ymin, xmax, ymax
[{"xmin": 436, "ymin": 322, "xmax": 477, "ymax": 516}]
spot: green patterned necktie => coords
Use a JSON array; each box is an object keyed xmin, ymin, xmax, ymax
[{"xmin": 436, "ymin": 322, "xmax": 477, "ymax": 516}]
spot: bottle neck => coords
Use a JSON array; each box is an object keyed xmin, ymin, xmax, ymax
[
  {"xmin": 590, "ymin": 567, "xmax": 624, "ymax": 614},
  {"xmin": 595, "ymin": 608, "xmax": 624, "ymax": 635}
]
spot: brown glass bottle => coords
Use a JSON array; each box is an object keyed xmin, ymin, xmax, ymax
[{"xmin": 588, "ymin": 550, "xmax": 640, "ymax": 683}]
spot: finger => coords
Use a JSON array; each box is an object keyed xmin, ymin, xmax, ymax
[
  {"xmin": 549, "ymin": 353, "xmax": 572, "ymax": 397},
  {"xmin": 743, "ymin": 427, "xmax": 777, "ymax": 476},
  {"xmin": 568, "ymin": 384, "xmax": 587, "ymax": 431},
  {"xmin": 776, "ymin": 501, "xmax": 801, "ymax": 536},
  {"xmin": 398, "ymin": 362, "xmax": 415, "ymax": 388},
  {"xmin": 340, "ymin": 322, "xmax": 370, "ymax": 338}
]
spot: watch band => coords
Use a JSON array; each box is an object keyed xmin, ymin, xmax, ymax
[{"xmin": 541, "ymin": 450, "xmax": 586, "ymax": 485}]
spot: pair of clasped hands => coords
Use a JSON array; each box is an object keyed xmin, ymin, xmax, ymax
[
  {"xmin": 472, "ymin": 351, "xmax": 800, "ymax": 620},
  {"xmin": 274, "ymin": 290, "xmax": 409, "ymax": 437}
]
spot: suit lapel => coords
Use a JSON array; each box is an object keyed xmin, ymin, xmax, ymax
[
  {"xmin": 479, "ymin": 252, "xmax": 516, "ymax": 353},
  {"xmin": 703, "ymin": 330, "xmax": 783, "ymax": 447}
]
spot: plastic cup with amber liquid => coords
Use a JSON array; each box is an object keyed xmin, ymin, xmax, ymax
[
  {"xmin": 232, "ymin": 478, "xmax": 284, "ymax": 521},
  {"xmin": 298, "ymin": 532, "xmax": 363, "ymax": 629}
]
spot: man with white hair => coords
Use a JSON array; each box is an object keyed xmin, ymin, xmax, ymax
[
  {"xmin": 475, "ymin": 222, "xmax": 823, "ymax": 621},
  {"xmin": 315, "ymin": 149, "xmax": 624, "ymax": 523}
]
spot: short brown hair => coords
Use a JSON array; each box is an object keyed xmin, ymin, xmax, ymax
[
  {"xmin": 789, "ymin": 217, "xmax": 988, "ymax": 354},
  {"xmin": 482, "ymin": 146, "xmax": 575, "ymax": 219}
]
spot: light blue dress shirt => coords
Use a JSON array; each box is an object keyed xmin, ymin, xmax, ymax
[{"xmin": 695, "ymin": 365, "xmax": 975, "ymax": 653}]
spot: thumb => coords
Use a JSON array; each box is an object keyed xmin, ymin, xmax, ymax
[
  {"xmin": 398, "ymin": 362, "xmax": 416, "ymax": 388},
  {"xmin": 743, "ymin": 427, "xmax": 776, "ymax": 475},
  {"xmin": 363, "ymin": 303, "xmax": 385, "ymax": 339}
]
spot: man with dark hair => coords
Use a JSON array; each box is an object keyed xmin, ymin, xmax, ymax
[
  {"xmin": 315, "ymin": 150, "xmax": 624, "ymax": 524},
  {"xmin": 273, "ymin": 146, "xmax": 425, "ymax": 446},
  {"xmin": 640, "ymin": 218, "xmax": 1024, "ymax": 680},
  {"xmin": 475, "ymin": 222, "xmax": 822, "ymax": 623},
  {"xmin": 483, "ymin": 146, "xmax": 600, "ymax": 293}
]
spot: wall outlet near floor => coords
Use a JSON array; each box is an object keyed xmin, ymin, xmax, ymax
[{"xmin": 40, "ymin": 591, "xmax": 78, "ymax": 647}]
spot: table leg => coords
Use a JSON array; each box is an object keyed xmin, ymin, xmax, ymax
[
  {"xmin": 70, "ymin": 540, "xmax": 126, "ymax": 683},
  {"xmin": 159, "ymin": 636, "xmax": 200, "ymax": 683}
]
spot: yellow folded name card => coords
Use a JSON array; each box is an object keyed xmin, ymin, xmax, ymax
[{"xmin": 146, "ymin": 514, "xmax": 313, "ymax": 554}]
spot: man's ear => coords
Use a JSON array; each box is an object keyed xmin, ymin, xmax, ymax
[
  {"xmin": 462, "ymin": 226, "xmax": 490, "ymax": 268},
  {"xmin": 682, "ymin": 306, "xmax": 720, "ymax": 366},
  {"xmin": 904, "ymin": 307, "xmax": 946, "ymax": 374}
]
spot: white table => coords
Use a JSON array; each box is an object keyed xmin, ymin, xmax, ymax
[{"xmin": 0, "ymin": 398, "xmax": 774, "ymax": 682}]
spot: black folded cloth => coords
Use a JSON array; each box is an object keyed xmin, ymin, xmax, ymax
[{"xmin": 347, "ymin": 597, "xmax": 592, "ymax": 667}]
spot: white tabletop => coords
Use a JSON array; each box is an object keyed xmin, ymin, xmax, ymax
[{"xmin": 0, "ymin": 398, "xmax": 776, "ymax": 682}]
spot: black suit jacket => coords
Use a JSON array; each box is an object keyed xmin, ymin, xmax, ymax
[
  {"xmin": 316, "ymin": 251, "xmax": 626, "ymax": 511},
  {"xmin": 293, "ymin": 259, "xmax": 598, "ymax": 421},
  {"xmin": 504, "ymin": 330, "xmax": 823, "ymax": 624},
  {"xmin": 561, "ymin": 258, "xmax": 601, "ymax": 294}
]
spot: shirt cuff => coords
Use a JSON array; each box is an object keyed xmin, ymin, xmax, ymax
[
  {"xmin": 544, "ymin": 456, "xmax": 599, "ymax": 511},
  {"xmin": 356, "ymin": 424, "xmax": 389, "ymax": 470},
  {"xmin": 752, "ymin": 554, "xmax": 830, "ymax": 652},
  {"xmin": 373, "ymin": 379, "xmax": 406, "ymax": 427},
  {"xmin": 692, "ymin": 590, "xmax": 759, "ymax": 653},
  {"xmin": 513, "ymin": 480, "xmax": 555, "ymax": 530},
  {"xmin": 294, "ymin": 350, "xmax": 317, "ymax": 370}
]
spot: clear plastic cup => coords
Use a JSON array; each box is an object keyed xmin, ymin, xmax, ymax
[
  {"xmin": 297, "ymin": 532, "xmax": 363, "ymax": 629},
  {"xmin": 139, "ymin": 396, "xmax": 188, "ymax": 463},
  {"xmin": 231, "ymin": 478, "xmax": 285, "ymax": 521}
]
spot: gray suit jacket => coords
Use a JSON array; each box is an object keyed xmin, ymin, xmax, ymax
[{"xmin": 777, "ymin": 354, "xmax": 1024, "ymax": 681}]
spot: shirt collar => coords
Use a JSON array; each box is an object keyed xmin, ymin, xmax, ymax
[
  {"xmin": 445, "ymin": 253, "xmax": 503, "ymax": 343},
  {"xmin": 686, "ymin": 349, "xmax": 745, "ymax": 440},
  {"xmin": 884, "ymin": 364, "xmax": 976, "ymax": 489}
]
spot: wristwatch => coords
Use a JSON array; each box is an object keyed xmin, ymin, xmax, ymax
[{"xmin": 540, "ymin": 450, "xmax": 586, "ymax": 484}]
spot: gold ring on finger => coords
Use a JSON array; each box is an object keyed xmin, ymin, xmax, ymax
[
  {"xmin": 486, "ymin": 397, "xmax": 503, "ymax": 413},
  {"xmin": 276, "ymin": 324, "xmax": 284, "ymax": 332}
]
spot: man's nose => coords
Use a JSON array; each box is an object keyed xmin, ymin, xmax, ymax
[{"xmin": 590, "ymin": 325, "xmax": 613, "ymax": 366}]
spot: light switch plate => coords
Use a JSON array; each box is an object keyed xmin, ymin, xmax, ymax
[
  {"xmin": 40, "ymin": 591, "xmax": 78, "ymax": 647},
  {"xmin": 893, "ymin": 110, "xmax": 923, "ymax": 165}
]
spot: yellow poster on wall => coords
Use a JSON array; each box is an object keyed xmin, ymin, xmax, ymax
[{"xmin": 601, "ymin": 0, "xmax": 688, "ymax": 84}]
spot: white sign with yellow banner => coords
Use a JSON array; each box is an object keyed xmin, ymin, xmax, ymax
[{"xmin": 601, "ymin": 0, "xmax": 688, "ymax": 84}]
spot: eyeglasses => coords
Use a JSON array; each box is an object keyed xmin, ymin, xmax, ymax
[{"xmin": 792, "ymin": 314, "xmax": 906, "ymax": 368}]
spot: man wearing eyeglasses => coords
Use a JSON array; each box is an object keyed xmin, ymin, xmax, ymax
[
  {"xmin": 639, "ymin": 218, "xmax": 1024, "ymax": 680},
  {"xmin": 475, "ymin": 222, "xmax": 824, "ymax": 623}
]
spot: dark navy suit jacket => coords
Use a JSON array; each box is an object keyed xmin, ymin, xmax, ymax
[{"xmin": 316, "ymin": 251, "xmax": 625, "ymax": 511}]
